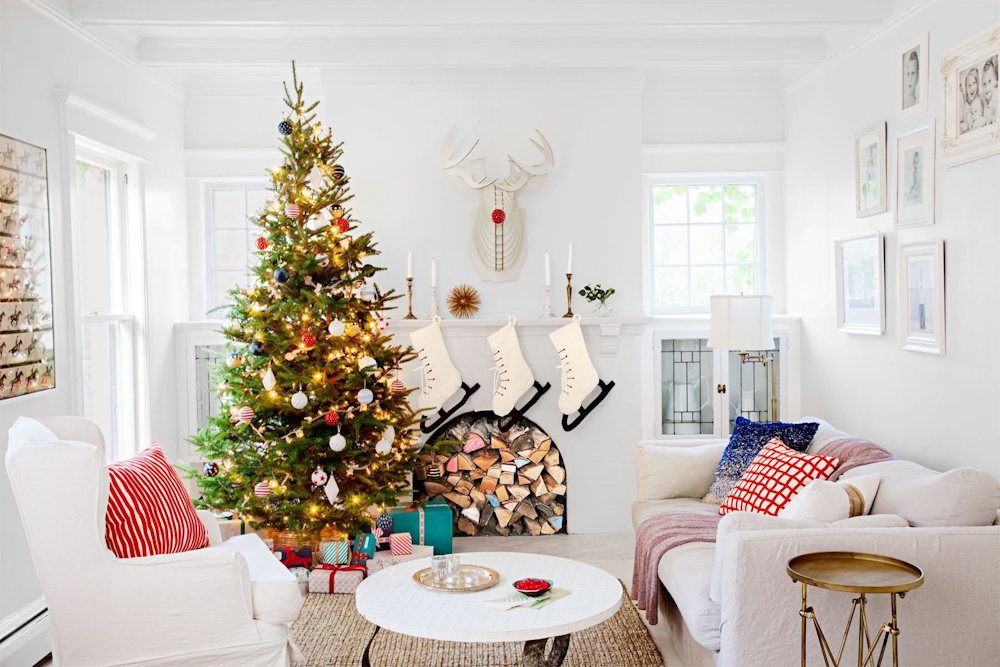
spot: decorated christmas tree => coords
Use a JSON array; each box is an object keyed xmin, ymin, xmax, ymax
[{"xmin": 190, "ymin": 63, "xmax": 424, "ymax": 541}]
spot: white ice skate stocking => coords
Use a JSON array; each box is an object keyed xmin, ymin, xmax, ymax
[
  {"xmin": 549, "ymin": 314, "xmax": 599, "ymax": 415},
  {"xmin": 408, "ymin": 316, "xmax": 461, "ymax": 412},
  {"xmin": 487, "ymin": 316, "xmax": 535, "ymax": 417}
]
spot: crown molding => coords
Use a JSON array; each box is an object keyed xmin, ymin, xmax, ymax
[
  {"xmin": 184, "ymin": 148, "xmax": 278, "ymax": 160},
  {"xmin": 19, "ymin": 0, "xmax": 185, "ymax": 99},
  {"xmin": 642, "ymin": 142, "xmax": 786, "ymax": 155},
  {"xmin": 55, "ymin": 88, "xmax": 158, "ymax": 141}
]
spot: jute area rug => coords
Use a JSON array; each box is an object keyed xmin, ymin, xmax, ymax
[{"xmin": 290, "ymin": 581, "xmax": 663, "ymax": 667}]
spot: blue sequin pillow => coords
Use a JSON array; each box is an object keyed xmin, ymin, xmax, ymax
[{"xmin": 703, "ymin": 417, "xmax": 820, "ymax": 505}]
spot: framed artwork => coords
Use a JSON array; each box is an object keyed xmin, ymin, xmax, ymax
[
  {"xmin": 899, "ymin": 240, "xmax": 945, "ymax": 355},
  {"xmin": 899, "ymin": 32, "xmax": 930, "ymax": 120},
  {"xmin": 894, "ymin": 120, "xmax": 935, "ymax": 228},
  {"xmin": 835, "ymin": 232, "xmax": 885, "ymax": 335},
  {"xmin": 940, "ymin": 23, "xmax": 1000, "ymax": 167},
  {"xmin": 0, "ymin": 134, "xmax": 55, "ymax": 400},
  {"xmin": 855, "ymin": 121, "xmax": 887, "ymax": 217}
]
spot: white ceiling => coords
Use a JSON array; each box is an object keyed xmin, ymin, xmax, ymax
[{"xmin": 39, "ymin": 0, "xmax": 926, "ymax": 94}]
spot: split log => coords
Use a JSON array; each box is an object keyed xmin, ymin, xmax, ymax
[
  {"xmin": 470, "ymin": 489, "xmax": 486, "ymax": 507},
  {"xmin": 528, "ymin": 449, "xmax": 547, "ymax": 464},
  {"xmin": 447, "ymin": 475, "xmax": 462, "ymax": 487},
  {"xmin": 523, "ymin": 517, "xmax": 541, "ymax": 536},
  {"xmin": 495, "ymin": 507, "xmax": 514, "ymax": 528},
  {"xmin": 461, "ymin": 506, "xmax": 481, "ymax": 524},
  {"xmin": 517, "ymin": 474, "xmax": 531, "ymax": 486},
  {"xmin": 491, "ymin": 436, "xmax": 506, "ymax": 449},
  {"xmin": 530, "ymin": 477, "xmax": 549, "ymax": 498},
  {"xmin": 552, "ymin": 502, "xmax": 565, "ymax": 516},
  {"xmin": 458, "ymin": 517, "xmax": 478, "ymax": 536},
  {"xmin": 545, "ymin": 465, "xmax": 565, "ymax": 485},
  {"xmin": 473, "ymin": 451, "xmax": 500, "ymax": 470},
  {"xmin": 457, "ymin": 454, "xmax": 475, "ymax": 471},
  {"xmin": 500, "ymin": 450, "xmax": 517, "ymax": 463},
  {"xmin": 454, "ymin": 478, "xmax": 474, "ymax": 495},
  {"xmin": 423, "ymin": 481, "xmax": 453, "ymax": 496},
  {"xmin": 522, "ymin": 464, "xmax": 545, "ymax": 481},
  {"xmin": 540, "ymin": 520, "xmax": 556, "ymax": 535},
  {"xmin": 486, "ymin": 468, "xmax": 502, "ymax": 479},
  {"xmin": 499, "ymin": 472, "xmax": 515, "ymax": 486},
  {"xmin": 543, "ymin": 449, "xmax": 560, "ymax": 467},
  {"xmin": 495, "ymin": 486, "xmax": 510, "ymax": 502},
  {"xmin": 535, "ymin": 503, "xmax": 555, "ymax": 518},
  {"xmin": 537, "ymin": 438, "xmax": 551, "ymax": 452},
  {"xmin": 515, "ymin": 500, "xmax": 538, "ymax": 519},
  {"xmin": 479, "ymin": 477, "xmax": 498, "ymax": 495},
  {"xmin": 444, "ymin": 492, "xmax": 472, "ymax": 508},
  {"xmin": 508, "ymin": 485, "xmax": 531, "ymax": 502}
]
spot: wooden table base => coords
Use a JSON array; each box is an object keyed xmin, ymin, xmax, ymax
[{"xmin": 361, "ymin": 628, "xmax": 572, "ymax": 667}]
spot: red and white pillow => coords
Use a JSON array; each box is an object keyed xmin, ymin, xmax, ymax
[
  {"xmin": 719, "ymin": 437, "xmax": 840, "ymax": 517},
  {"xmin": 105, "ymin": 443, "xmax": 209, "ymax": 558}
]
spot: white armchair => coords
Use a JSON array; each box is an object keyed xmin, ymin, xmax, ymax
[{"xmin": 6, "ymin": 417, "xmax": 302, "ymax": 667}]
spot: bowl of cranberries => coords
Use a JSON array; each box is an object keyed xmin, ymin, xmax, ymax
[{"xmin": 513, "ymin": 578, "xmax": 553, "ymax": 597}]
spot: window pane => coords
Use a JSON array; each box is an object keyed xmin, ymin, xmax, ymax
[
  {"xmin": 653, "ymin": 185, "xmax": 687, "ymax": 224},
  {"xmin": 653, "ymin": 225, "xmax": 687, "ymax": 265},
  {"xmin": 690, "ymin": 266, "xmax": 723, "ymax": 306},
  {"xmin": 690, "ymin": 225, "xmax": 723, "ymax": 264},
  {"xmin": 213, "ymin": 230, "xmax": 250, "ymax": 270},
  {"xmin": 212, "ymin": 272, "xmax": 247, "ymax": 311},
  {"xmin": 213, "ymin": 190, "xmax": 247, "ymax": 228},
  {"xmin": 725, "ymin": 185, "xmax": 757, "ymax": 222},
  {"xmin": 689, "ymin": 186, "xmax": 723, "ymax": 223},
  {"xmin": 82, "ymin": 321, "xmax": 117, "ymax": 454},
  {"xmin": 660, "ymin": 338, "xmax": 714, "ymax": 436},
  {"xmin": 247, "ymin": 189, "xmax": 270, "ymax": 219},
  {"xmin": 725, "ymin": 224, "xmax": 756, "ymax": 263},
  {"xmin": 655, "ymin": 267, "xmax": 688, "ymax": 307},
  {"xmin": 74, "ymin": 161, "xmax": 114, "ymax": 314},
  {"xmin": 728, "ymin": 340, "xmax": 779, "ymax": 427},
  {"xmin": 726, "ymin": 265, "xmax": 756, "ymax": 295}
]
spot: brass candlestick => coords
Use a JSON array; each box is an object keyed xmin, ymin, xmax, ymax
[
  {"xmin": 563, "ymin": 273, "xmax": 574, "ymax": 318},
  {"xmin": 403, "ymin": 277, "xmax": 417, "ymax": 319}
]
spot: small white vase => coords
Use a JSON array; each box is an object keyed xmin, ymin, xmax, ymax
[{"xmin": 592, "ymin": 301, "xmax": 612, "ymax": 317}]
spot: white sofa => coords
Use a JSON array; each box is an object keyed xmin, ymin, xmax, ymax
[
  {"xmin": 633, "ymin": 417, "xmax": 1000, "ymax": 667},
  {"xmin": 6, "ymin": 416, "xmax": 304, "ymax": 667}
]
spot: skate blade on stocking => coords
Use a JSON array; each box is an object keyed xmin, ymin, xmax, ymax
[
  {"xmin": 496, "ymin": 380, "xmax": 552, "ymax": 431},
  {"xmin": 419, "ymin": 381, "xmax": 481, "ymax": 433},
  {"xmin": 561, "ymin": 379, "xmax": 615, "ymax": 431}
]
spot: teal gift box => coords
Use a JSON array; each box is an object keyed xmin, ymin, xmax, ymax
[
  {"xmin": 389, "ymin": 500, "xmax": 453, "ymax": 555},
  {"xmin": 353, "ymin": 533, "xmax": 376, "ymax": 563}
]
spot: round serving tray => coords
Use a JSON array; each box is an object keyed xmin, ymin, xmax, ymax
[{"xmin": 412, "ymin": 564, "xmax": 501, "ymax": 592}]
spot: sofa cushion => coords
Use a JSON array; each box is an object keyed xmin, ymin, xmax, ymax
[
  {"xmin": 779, "ymin": 474, "xmax": 880, "ymax": 523},
  {"xmin": 219, "ymin": 534, "xmax": 304, "ymax": 624},
  {"xmin": 632, "ymin": 497, "xmax": 720, "ymax": 530},
  {"xmin": 637, "ymin": 440, "xmax": 727, "ymax": 501},
  {"xmin": 802, "ymin": 415, "xmax": 852, "ymax": 454},
  {"xmin": 657, "ymin": 542, "xmax": 720, "ymax": 651},
  {"xmin": 842, "ymin": 460, "xmax": 1000, "ymax": 527}
]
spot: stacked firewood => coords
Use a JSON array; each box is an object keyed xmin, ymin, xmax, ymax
[{"xmin": 415, "ymin": 415, "xmax": 566, "ymax": 536}]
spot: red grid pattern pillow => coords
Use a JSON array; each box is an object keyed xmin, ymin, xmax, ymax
[
  {"xmin": 719, "ymin": 438, "xmax": 840, "ymax": 517},
  {"xmin": 105, "ymin": 443, "xmax": 209, "ymax": 558}
]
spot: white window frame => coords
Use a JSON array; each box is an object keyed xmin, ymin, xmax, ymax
[
  {"xmin": 643, "ymin": 174, "xmax": 767, "ymax": 315},
  {"xmin": 203, "ymin": 179, "xmax": 269, "ymax": 318},
  {"xmin": 70, "ymin": 138, "xmax": 150, "ymax": 461}
]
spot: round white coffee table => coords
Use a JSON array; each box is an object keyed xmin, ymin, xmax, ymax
[{"xmin": 355, "ymin": 551, "xmax": 622, "ymax": 667}]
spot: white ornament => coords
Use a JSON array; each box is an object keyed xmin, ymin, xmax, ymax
[
  {"xmin": 375, "ymin": 424, "xmax": 395, "ymax": 455},
  {"xmin": 358, "ymin": 356, "xmax": 377, "ymax": 371},
  {"xmin": 357, "ymin": 388, "xmax": 374, "ymax": 405},
  {"xmin": 440, "ymin": 125, "xmax": 554, "ymax": 283},
  {"xmin": 308, "ymin": 164, "xmax": 324, "ymax": 190},
  {"xmin": 359, "ymin": 284, "xmax": 377, "ymax": 302},
  {"xmin": 306, "ymin": 217, "xmax": 327, "ymax": 232},
  {"xmin": 262, "ymin": 367, "xmax": 277, "ymax": 391},
  {"xmin": 311, "ymin": 467, "xmax": 329, "ymax": 486},
  {"xmin": 328, "ymin": 319, "xmax": 345, "ymax": 336},
  {"xmin": 378, "ymin": 317, "xmax": 388, "ymax": 331},
  {"xmin": 324, "ymin": 477, "xmax": 341, "ymax": 505},
  {"xmin": 315, "ymin": 252, "xmax": 329, "ymax": 266},
  {"xmin": 291, "ymin": 391, "xmax": 309, "ymax": 409},
  {"xmin": 329, "ymin": 433, "xmax": 347, "ymax": 452}
]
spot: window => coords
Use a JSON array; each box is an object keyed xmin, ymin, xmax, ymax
[
  {"xmin": 74, "ymin": 148, "xmax": 146, "ymax": 461},
  {"xmin": 205, "ymin": 182, "xmax": 270, "ymax": 315},
  {"xmin": 648, "ymin": 177, "xmax": 765, "ymax": 313}
]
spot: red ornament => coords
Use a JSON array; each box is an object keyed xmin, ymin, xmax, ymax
[
  {"xmin": 337, "ymin": 218, "xmax": 350, "ymax": 233},
  {"xmin": 285, "ymin": 203, "xmax": 301, "ymax": 219},
  {"xmin": 301, "ymin": 331, "xmax": 316, "ymax": 348},
  {"xmin": 255, "ymin": 236, "xmax": 268, "ymax": 250},
  {"xmin": 391, "ymin": 379, "xmax": 405, "ymax": 393},
  {"xmin": 491, "ymin": 208, "xmax": 506, "ymax": 225},
  {"xmin": 325, "ymin": 412, "xmax": 340, "ymax": 426}
]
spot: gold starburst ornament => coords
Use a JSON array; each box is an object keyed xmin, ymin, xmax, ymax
[{"xmin": 447, "ymin": 284, "xmax": 481, "ymax": 319}]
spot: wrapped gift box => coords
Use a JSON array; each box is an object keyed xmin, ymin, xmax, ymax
[
  {"xmin": 389, "ymin": 500, "xmax": 453, "ymax": 555},
  {"xmin": 390, "ymin": 532, "xmax": 412, "ymax": 555},
  {"xmin": 366, "ymin": 544, "xmax": 433, "ymax": 575},
  {"xmin": 321, "ymin": 541, "xmax": 351, "ymax": 565},
  {"xmin": 217, "ymin": 518, "xmax": 270, "ymax": 544},
  {"xmin": 353, "ymin": 533, "xmax": 376, "ymax": 563},
  {"xmin": 308, "ymin": 564, "xmax": 366, "ymax": 594}
]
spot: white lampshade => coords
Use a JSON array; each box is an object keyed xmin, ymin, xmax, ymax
[{"xmin": 707, "ymin": 295, "xmax": 775, "ymax": 351}]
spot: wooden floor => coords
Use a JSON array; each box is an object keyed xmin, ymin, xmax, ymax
[{"xmin": 35, "ymin": 533, "xmax": 686, "ymax": 667}]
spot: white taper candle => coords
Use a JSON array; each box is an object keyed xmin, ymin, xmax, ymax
[
  {"xmin": 431, "ymin": 258, "xmax": 437, "ymax": 288},
  {"xmin": 407, "ymin": 250, "xmax": 413, "ymax": 278},
  {"xmin": 567, "ymin": 242, "xmax": 573, "ymax": 274},
  {"xmin": 544, "ymin": 251, "xmax": 551, "ymax": 286}
]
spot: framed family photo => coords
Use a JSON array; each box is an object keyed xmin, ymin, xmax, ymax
[
  {"xmin": 855, "ymin": 121, "xmax": 887, "ymax": 217},
  {"xmin": 899, "ymin": 33, "xmax": 929, "ymax": 120},
  {"xmin": 894, "ymin": 120, "xmax": 935, "ymax": 228},
  {"xmin": 835, "ymin": 232, "xmax": 885, "ymax": 335},
  {"xmin": 940, "ymin": 23, "xmax": 1000, "ymax": 167},
  {"xmin": 899, "ymin": 240, "xmax": 945, "ymax": 355}
]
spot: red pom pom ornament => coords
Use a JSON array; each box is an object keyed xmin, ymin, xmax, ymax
[
  {"xmin": 301, "ymin": 332, "xmax": 316, "ymax": 348},
  {"xmin": 337, "ymin": 219, "xmax": 350, "ymax": 233},
  {"xmin": 325, "ymin": 412, "xmax": 340, "ymax": 426},
  {"xmin": 491, "ymin": 208, "xmax": 506, "ymax": 224},
  {"xmin": 255, "ymin": 236, "xmax": 268, "ymax": 250}
]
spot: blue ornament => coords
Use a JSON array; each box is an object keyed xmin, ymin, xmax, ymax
[
  {"xmin": 250, "ymin": 341, "xmax": 266, "ymax": 356},
  {"xmin": 273, "ymin": 267, "xmax": 290, "ymax": 283},
  {"xmin": 278, "ymin": 120, "xmax": 292, "ymax": 136},
  {"xmin": 203, "ymin": 461, "xmax": 220, "ymax": 477},
  {"xmin": 374, "ymin": 513, "xmax": 394, "ymax": 536}
]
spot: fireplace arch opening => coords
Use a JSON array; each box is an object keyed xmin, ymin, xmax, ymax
[{"xmin": 415, "ymin": 411, "xmax": 566, "ymax": 537}]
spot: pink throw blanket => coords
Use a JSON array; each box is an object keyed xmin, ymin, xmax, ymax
[{"xmin": 631, "ymin": 437, "xmax": 894, "ymax": 624}]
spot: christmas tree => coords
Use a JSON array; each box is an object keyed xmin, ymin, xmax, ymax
[{"xmin": 190, "ymin": 63, "xmax": 424, "ymax": 541}]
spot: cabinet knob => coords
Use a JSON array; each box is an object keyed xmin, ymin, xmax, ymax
[{"xmin": 717, "ymin": 384, "xmax": 726, "ymax": 394}]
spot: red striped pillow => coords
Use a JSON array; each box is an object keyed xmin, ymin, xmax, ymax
[{"xmin": 105, "ymin": 443, "xmax": 209, "ymax": 558}]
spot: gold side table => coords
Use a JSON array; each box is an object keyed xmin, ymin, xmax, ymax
[{"xmin": 787, "ymin": 552, "xmax": 923, "ymax": 667}]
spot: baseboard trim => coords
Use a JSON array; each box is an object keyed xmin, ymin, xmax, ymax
[{"xmin": 0, "ymin": 599, "xmax": 51, "ymax": 667}]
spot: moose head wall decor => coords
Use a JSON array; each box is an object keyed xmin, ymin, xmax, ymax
[{"xmin": 440, "ymin": 125, "xmax": 554, "ymax": 283}]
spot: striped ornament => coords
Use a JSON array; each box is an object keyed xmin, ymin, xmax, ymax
[
  {"xmin": 391, "ymin": 379, "xmax": 405, "ymax": 393},
  {"xmin": 254, "ymin": 481, "xmax": 272, "ymax": 497},
  {"xmin": 105, "ymin": 443, "xmax": 209, "ymax": 558},
  {"xmin": 285, "ymin": 203, "xmax": 301, "ymax": 219},
  {"xmin": 238, "ymin": 406, "xmax": 254, "ymax": 424}
]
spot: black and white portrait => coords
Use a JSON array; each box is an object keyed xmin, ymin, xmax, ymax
[
  {"xmin": 902, "ymin": 48, "xmax": 920, "ymax": 110},
  {"xmin": 855, "ymin": 121, "xmax": 886, "ymax": 218},
  {"xmin": 958, "ymin": 55, "xmax": 998, "ymax": 135},
  {"xmin": 898, "ymin": 33, "xmax": 929, "ymax": 119},
  {"xmin": 940, "ymin": 24, "xmax": 1000, "ymax": 167},
  {"xmin": 903, "ymin": 148, "xmax": 922, "ymax": 204},
  {"xmin": 895, "ymin": 121, "xmax": 935, "ymax": 228}
]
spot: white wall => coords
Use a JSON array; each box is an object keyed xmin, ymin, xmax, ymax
[
  {"xmin": 0, "ymin": 0, "xmax": 187, "ymax": 639},
  {"xmin": 784, "ymin": 1, "xmax": 1000, "ymax": 478}
]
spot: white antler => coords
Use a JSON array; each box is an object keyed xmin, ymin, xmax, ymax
[
  {"xmin": 497, "ymin": 130, "xmax": 555, "ymax": 194},
  {"xmin": 441, "ymin": 125, "xmax": 495, "ymax": 194}
]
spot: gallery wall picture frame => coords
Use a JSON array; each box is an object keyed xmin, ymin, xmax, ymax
[
  {"xmin": 940, "ymin": 22, "xmax": 1000, "ymax": 167},
  {"xmin": 899, "ymin": 32, "xmax": 930, "ymax": 121},
  {"xmin": 894, "ymin": 120, "xmax": 936, "ymax": 228},
  {"xmin": 0, "ymin": 133, "xmax": 56, "ymax": 400},
  {"xmin": 898, "ymin": 240, "xmax": 945, "ymax": 355},
  {"xmin": 855, "ymin": 121, "xmax": 887, "ymax": 218},
  {"xmin": 835, "ymin": 232, "xmax": 885, "ymax": 336}
]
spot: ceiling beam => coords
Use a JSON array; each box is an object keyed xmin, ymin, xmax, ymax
[{"xmin": 73, "ymin": 0, "xmax": 893, "ymax": 28}]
